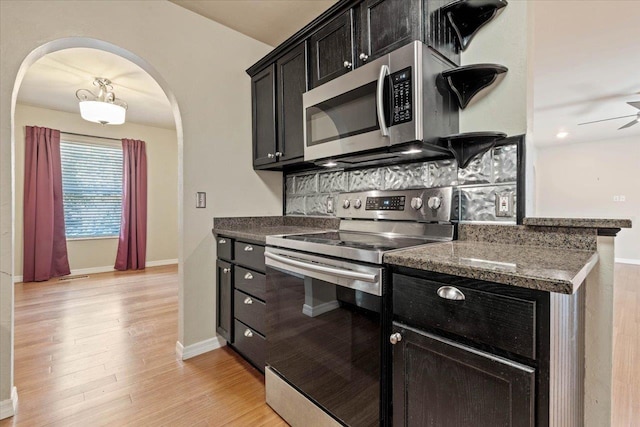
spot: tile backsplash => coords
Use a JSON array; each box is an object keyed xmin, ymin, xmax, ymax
[{"xmin": 285, "ymin": 143, "xmax": 518, "ymax": 223}]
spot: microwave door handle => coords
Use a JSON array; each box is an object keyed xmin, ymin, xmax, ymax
[
  {"xmin": 265, "ymin": 252, "xmax": 378, "ymax": 283},
  {"xmin": 376, "ymin": 64, "xmax": 390, "ymax": 137}
]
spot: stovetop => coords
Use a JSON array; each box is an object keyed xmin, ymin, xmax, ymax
[{"xmin": 269, "ymin": 188, "xmax": 456, "ymax": 264}]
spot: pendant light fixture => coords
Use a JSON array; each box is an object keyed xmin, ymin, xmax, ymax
[{"xmin": 76, "ymin": 77, "xmax": 128, "ymax": 125}]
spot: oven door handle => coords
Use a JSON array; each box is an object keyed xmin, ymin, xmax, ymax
[
  {"xmin": 376, "ymin": 64, "xmax": 390, "ymax": 137},
  {"xmin": 265, "ymin": 252, "xmax": 378, "ymax": 283}
]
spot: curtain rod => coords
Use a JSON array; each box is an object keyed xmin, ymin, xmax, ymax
[{"xmin": 61, "ymin": 131, "xmax": 121, "ymax": 142}]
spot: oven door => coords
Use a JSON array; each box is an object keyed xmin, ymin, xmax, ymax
[{"xmin": 265, "ymin": 247, "xmax": 383, "ymax": 427}]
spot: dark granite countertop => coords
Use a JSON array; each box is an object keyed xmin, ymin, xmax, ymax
[
  {"xmin": 212, "ymin": 216, "xmax": 339, "ymax": 244},
  {"xmin": 384, "ymin": 241, "xmax": 598, "ymax": 294},
  {"xmin": 523, "ymin": 217, "xmax": 632, "ymax": 229}
]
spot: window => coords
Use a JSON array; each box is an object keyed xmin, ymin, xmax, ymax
[{"xmin": 60, "ymin": 140, "xmax": 123, "ymax": 238}]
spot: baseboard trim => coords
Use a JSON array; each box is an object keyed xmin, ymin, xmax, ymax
[
  {"xmin": 176, "ymin": 337, "xmax": 224, "ymax": 360},
  {"xmin": 0, "ymin": 387, "xmax": 18, "ymax": 420},
  {"xmin": 615, "ymin": 258, "xmax": 640, "ymax": 265},
  {"xmin": 14, "ymin": 258, "xmax": 178, "ymax": 284}
]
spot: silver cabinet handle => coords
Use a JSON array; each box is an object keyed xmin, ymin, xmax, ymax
[
  {"xmin": 244, "ymin": 329, "xmax": 253, "ymax": 338},
  {"xmin": 218, "ymin": 238, "xmax": 226, "ymax": 244},
  {"xmin": 390, "ymin": 332, "xmax": 402, "ymax": 345},
  {"xmin": 275, "ymin": 151, "xmax": 282, "ymax": 158},
  {"xmin": 244, "ymin": 245, "xmax": 253, "ymax": 252},
  {"xmin": 343, "ymin": 60, "xmax": 352, "ymax": 69},
  {"xmin": 437, "ymin": 286, "xmax": 465, "ymax": 301},
  {"xmin": 222, "ymin": 268, "xmax": 230, "ymax": 274},
  {"xmin": 244, "ymin": 296, "xmax": 253, "ymax": 305},
  {"xmin": 267, "ymin": 153, "xmax": 275, "ymax": 158},
  {"xmin": 359, "ymin": 53, "xmax": 369, "ymax": 61},
  {"xmin": 244, "ymin": 272, "xmax": 253, "ymax": 280}
]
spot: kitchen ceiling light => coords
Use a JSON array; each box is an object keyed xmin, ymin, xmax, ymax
[
  {"xmin": 76, "ymin": 78, "xmax": 128, "ymax": 125},
  {"xmin": 556, "ymin": 131, "xmax": 569, "ymax": 139}
]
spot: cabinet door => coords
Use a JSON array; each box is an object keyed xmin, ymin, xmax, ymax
[
  {"xmin": 392, "ymin": 323, "xmax": 535, "ymax": 427},
  {"xmin": 252, "ymin": 64, "xmax": 277, "ymax": 167},
  {"xmin": 216, "ymin": 260, "xmax": 233, "ymax": 341},
  {"xmin": 309, "ymin": 10, "xmax": 355, "ymax": 89},
  {"xmin": 359, "ymin": 0, "xmax": 423, "ymax": 65},
  {"xmin": 276, "ymin": 42, "xmax": 307, "ymax": 162}
]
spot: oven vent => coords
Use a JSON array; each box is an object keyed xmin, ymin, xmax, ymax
[{"xmin": 58, "ymin": 275, "xmax": 90, "ymax": 281}]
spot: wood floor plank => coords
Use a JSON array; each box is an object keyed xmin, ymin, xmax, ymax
[{"xmin": 2, "ymin": 263, "xmax": 637, "ymax": 426}]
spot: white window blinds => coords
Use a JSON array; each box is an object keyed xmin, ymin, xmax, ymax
[{"xmin": 60, "ymin": 140, "xmax": 123, "ymax": 238}]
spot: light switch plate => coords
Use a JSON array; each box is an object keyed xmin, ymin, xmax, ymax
[
  {"xmin": 196, "ymin": 192, "xmax": 206, "ymax": 208},
  {"xmin": 495, "ymin": 191, "xmax": 514, "ymax": 217}
]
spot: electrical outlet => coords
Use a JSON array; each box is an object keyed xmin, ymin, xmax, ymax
[
  {"xmin": 327, "ymin": 197, "xmax": 334, "ymax": 213},
  {"xmin": 620, "ymin": 195, "xmax": 626, "ymax": 202},
  {"xmin": 613, "ymin": 195, "xmax": 620, "ymax": 202},
  {"xmin": 495, "ymin": 192, "xmax": 514, "ymax": 217}
]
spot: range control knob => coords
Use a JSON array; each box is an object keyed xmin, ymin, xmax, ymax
[
  {"xmin": 427, "ymin": 196, "xmax": 442, "ymax": 210},
  {"xmin": 410, "ymin": 197, "xmax": 423, "ymax": 210},
  {"xmin": 354, "ymin": 199, "xmax": 362, "ymax": 209},
  {"xmin": 343, "ymin": 199, "xmax": 350, "ymax": 209}
]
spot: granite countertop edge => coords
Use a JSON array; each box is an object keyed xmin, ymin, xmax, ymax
[
  {"xmin": 385, "ymin": 242, "xmax": 599, "ymax": 295},
  {"xmin": 523, "ymin": 217, "xmax": 632, "ymax": 229}
]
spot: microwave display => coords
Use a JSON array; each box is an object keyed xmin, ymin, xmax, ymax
[{"xmin": 390, "ymin": 67, "xmax": 412, "ymax": 126}]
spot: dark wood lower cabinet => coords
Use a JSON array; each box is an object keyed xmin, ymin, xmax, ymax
[
  {"xmin": 392, "ymin": 322, "xmax": 535, "ymax": 427},
  {"xmin": 216, "ymin": 259, "xmax": 233, "ymax": 341}
]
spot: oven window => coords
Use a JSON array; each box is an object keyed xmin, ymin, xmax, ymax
[
  {"xmin": 306, "ymin": 81, "xmax": 379, "ymax": 146},
  {"xmin": 267, "ymin": 266, "xmax": 381, "ymax": 426}
]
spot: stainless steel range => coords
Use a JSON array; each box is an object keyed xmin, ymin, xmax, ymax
[{"xmin": 264, "ymin": 187, "xmax": 455, "ymax": 427}]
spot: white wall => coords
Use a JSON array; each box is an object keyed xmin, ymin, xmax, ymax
[
  {"xmin": 0, "ymin": 0, "xmax": 282, "ymax": 407},
  {"xmin": 13, "ymin": 104, "xmax": 179, "ymax": 277},
  {"xmin": 536, "ymin": 136, "xmax": 639, "ymax": 262}
]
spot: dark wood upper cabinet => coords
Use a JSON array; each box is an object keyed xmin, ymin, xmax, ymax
[
  {"xmin": 251, "ymin": 64, "xmax": 277, "ymax": 167},
  {"xmin": 392, "ymin": 323, "xmax": 535, "ymax": 427},
  {"xmin": 309, "ymin": 9, "xmax": 355, "ymax": 89},
  {"xmin": 359, "ymin": 0, "xmax": 424, "ymax": 64},
  {"xmin": 276, "ymin": 42, "xmax": 307, "ymax": 162}
]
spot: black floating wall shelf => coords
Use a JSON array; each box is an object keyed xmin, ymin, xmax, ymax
[
  {"xmin": 442, "ymin": 64, "xmax": 508, "ymax": 109},
  {"xmin": 441, "ymin": 0, "xmax": 508, "ymax": 51},
  {"xmin": 440, "ymin": 131, "xmax": 506, "ymax": 168}
]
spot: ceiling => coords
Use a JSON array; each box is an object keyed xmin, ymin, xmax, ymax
[
  {"xmin": 17, "ymin": 48, "xmax": 175, "ymax": 129},
  {"xmin": 170, "ymin": 0, "xmax": 337, "ymax": 47},
  {"xmin": 533, "ymin": 1, "xmax": 640, "ymax": 147}
]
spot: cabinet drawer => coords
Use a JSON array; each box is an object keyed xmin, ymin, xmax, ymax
[
  {"xmin": 234, "ymin": 266, "xmax": 266, "ymax": 301},
  {"xmin": 216, "ymin": 236, "xmax": 233, "ymax": 261},
  {"xmin": 234, "ymin": 241, "xmax": 265, "ymax": 272},
  {"xmin": 393, "ymin": 274, "xmax": 536, "ymax": 360},
  {"xmin": 233, "ymin": 319, "xmax": 265, "ymax": 372},
  {"xmin": 234, "ymin": 290, "xmax": 266, "ymax": 336}
]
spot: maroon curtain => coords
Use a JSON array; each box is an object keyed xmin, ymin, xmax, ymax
[
  {"xmin": 115, "ymin": 139, "xmax": 147, "ymax": 270},
  {"xmin": 23, "ymin": 126, "xmax": 71, "ymax": 282}
]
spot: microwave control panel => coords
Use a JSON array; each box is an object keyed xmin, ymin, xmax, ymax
[{"xmin": 390, "ymin": 67, "xmax": 412, "ymax": 126}]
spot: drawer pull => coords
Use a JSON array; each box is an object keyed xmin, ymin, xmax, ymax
[
  {"xmin": 244, "ymin": 272, "xmax": 253, "ymax": 280},
  {"xmin": 244, "ymin": 297, "xmax": 253, "ymax": 305},
  {"xmin": 222, "ymin": 268, "xmax": 230, "ymax": 274},
  {"xmin": 390, "ymin": 332, "xmax": 402, "ymax": 345},
  {"xmin": 244, "ymin": 245, "xmax": 254, "ymax": 252},
  {"xmin": 437, "ymin": 286, "xmax": 465, "ymax": 301},
  {"xmin": 218, "ymin": 238, "xmax": 226, "ymax": 244},
  {"xmin": 244, "ymin": 329, "xmax": 253, "ymax": 338}
]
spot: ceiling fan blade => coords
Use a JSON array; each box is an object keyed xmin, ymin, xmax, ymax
[
  {"xmin": 628, "ymin": 101, "xmax": 640, "ymax": 110},
  {"xmin": 618, "ymin": 118, "xmax": 639, "ymax": 130},
  {"xmin": 578, "ymin": 115, "xmax": 637, "ymax": 126}
]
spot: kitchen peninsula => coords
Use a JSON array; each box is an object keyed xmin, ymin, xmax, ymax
[{"xmin": 214, "ymin": 215, "xmax": 631, "ymax": 426}]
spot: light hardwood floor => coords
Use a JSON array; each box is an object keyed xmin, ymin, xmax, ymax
[
  {"xmin": 1, "ymin": 265, "xmax": 286, "ymax": 426},
  {"xmin": 2, "ymin": 263, "xmax": 638, "ymax": 426}
]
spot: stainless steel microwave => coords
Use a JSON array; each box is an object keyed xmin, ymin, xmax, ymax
[{"xmin": 303, "ymin": 41, "xmax": 458, "ymax": 164}]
